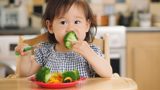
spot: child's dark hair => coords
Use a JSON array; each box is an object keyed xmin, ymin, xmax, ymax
[{"xmin": 42, "ymin": 0, "xmax": 97, "ymax": 43}]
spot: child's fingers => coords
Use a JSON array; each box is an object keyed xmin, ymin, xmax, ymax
[
  {"xmin": 71, "ymin": 40, "xmax": 78, "ymax": 46},
  {"xmin": 20, "ymin": 48, "xmax": 25, "ymax": 56},
  {"xmin": 15, "ymin": 45, "xmax": 23, "ymax": 55},
  {"xmin": 15, "ymin": 43, "xmax": 29, "ymax": 56},
  {"xmin": 72, "ymin": 40, "xmax": 84, "ymax": 46},
  {"xmin": 15, "ymin": 46, "xmax": 20, "ymax": 52}
]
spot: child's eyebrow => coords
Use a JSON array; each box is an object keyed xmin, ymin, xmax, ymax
[
  {"xmin": 56, "ymin": 16, "xmax": 84, "ymax": 20},
  {"xmin": 56, "ymin": 17, "xmax": 65, "ymax": 19},
  {"xmin": 75, "ymin": 16, "xmax": 84, "ymax": 19}
]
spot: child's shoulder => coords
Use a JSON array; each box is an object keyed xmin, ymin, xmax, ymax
[
  {"xmin": 38, "ymin": 42, "xmax": 53, "ymax": 46},
  {"xmin": 34, "ymin": 42, "xmax": 55, "ymax": 55},
  {"xmin": 37, "ymin": 42, "xmax": 55, "ymax": 49}
]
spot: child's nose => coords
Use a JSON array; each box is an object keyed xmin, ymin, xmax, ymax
[{"xmin": 66, "ymin": 23, "xmax": 75, "ymax": 32}]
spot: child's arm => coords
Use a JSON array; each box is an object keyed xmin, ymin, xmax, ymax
[
  {"xmin": 15, "ymin": 44, "xmax": 41, "ymax": 77},
  {"xmin": 72, "ymin": 41, "xmax": 113, "ymax": 78}
]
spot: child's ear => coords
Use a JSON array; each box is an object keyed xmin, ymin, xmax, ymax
[
  {"xmin": 46, "ymin": 20, "xmax": 53, "ymax": 34},
  {"xmin": 85, "ymin": 19, "xmax": 91, "ymax": 32}
]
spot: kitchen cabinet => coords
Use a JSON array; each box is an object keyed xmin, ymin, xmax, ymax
[{"xmin": 126, "ymin": 31, "xmax": 160, "ymax": 90}]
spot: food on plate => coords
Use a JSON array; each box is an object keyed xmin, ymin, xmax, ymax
[
  {"xmin": 73, "ymin": 69, "xmax": 80, "ymax": 80},
  {"xmin": 35, "ymin": 67, "xmax": 51, "ymax": 83},
  {"xmin": 62, "ymin": 70, "xmax": 80, "ymax": 83},
  {"xmin": 64, "ymin": 31, "xmax": 78, "ymax": 49},
  {"xmin": 35, "ymin": 67, "xmax": 80, "ymax": 83},
  {"xmin": 48, "ymin": 72, "xmax": 62, "ymax": 83}
]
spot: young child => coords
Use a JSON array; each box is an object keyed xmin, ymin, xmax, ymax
[{"xmin": 15, "ymin": 0, "xmax": 112, "ymax": 78}]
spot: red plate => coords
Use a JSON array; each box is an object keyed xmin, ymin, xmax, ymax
[{"xmin": 30, "ymin": 77, "xmax": 85, "ymax": 88}]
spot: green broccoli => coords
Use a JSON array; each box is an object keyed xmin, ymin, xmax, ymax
[
  {"xmin": 64, "ymin": 31, "xmax": 78, "ymax": 49},
  {"xmin": 35, "ymin": 67, "xmax": 51, "ymax": 83},
  {"xmin": 73, "ymin": 69, "xmax": 80, "ymax": 80},
  {"xmin": 62, "ymin": 70, "xmax": 80, "ymax": 83},
  {"xmin": 15, "ymin": 46, "xmax": 33, "ymax": 56}
]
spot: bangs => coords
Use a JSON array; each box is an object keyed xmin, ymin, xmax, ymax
[
  {"xmin": 55, "ymin": 0, "xmax": 75, "ymax": 18},
  {"xmin": 55, "ymin": 0, "xmax": 88, "ymax": 20}
]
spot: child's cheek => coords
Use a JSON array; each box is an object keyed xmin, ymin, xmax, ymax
[{"xmin": 78, "ymin": 33, "xmax": 86, "ymax": 41}]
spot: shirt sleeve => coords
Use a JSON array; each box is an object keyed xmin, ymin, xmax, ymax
[
  {"xmin": 34, "ymin": 42, "xmax": 48, "ymax": 66},
  {"xmin": 34, "ymin": 47, "xmax": 45, "ymax": 66},
  {"xmin": 90, "ymin": 44, "xmax": 104, "ymax": 58}
]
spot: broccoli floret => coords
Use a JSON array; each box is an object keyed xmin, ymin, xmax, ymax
[
  {"xmin": 62, "ymin": 70, "xmax": 80, "ymax": 83},
  {"xmin": 64, "ymin": 31, "xmax": 78, "ymax": 49},
  {"xmin": 35, "ymin": 67, "xmax": 51, "ymax": 83},
  {"xmin": 73, "ymin": 69, "xmax": 80, "ymax": 80}
]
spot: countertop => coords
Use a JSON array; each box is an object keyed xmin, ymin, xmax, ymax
[
  {"xmin": 1, "ymin": 27, "xmax": 160, "ymax": 35},
  {"xmin": 0, "ymin": 27, "xmax": 41, "ymax": 35},
  {"xmin": 0, "ymin": 75, "xmax": 137, "ymax": 90},
  {"xmin": 127, "ymin": 27, "xmax": 160, "ymax": 32}
]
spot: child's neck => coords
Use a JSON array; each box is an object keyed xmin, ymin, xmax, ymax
[{"xmin": 55, "ymin": 43, "xmax": 71, "ymax": 52}]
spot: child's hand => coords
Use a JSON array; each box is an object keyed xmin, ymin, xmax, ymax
[
  {"xmin": 15, "ymin": 43, "xmax": 32, "ymax": 56},
  {"xmin": 72, "ymin": 41, "xmax": 94, "ymax": 57}
]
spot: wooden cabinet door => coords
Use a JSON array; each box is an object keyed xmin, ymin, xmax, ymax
[
  {"xmin": 127, "ymin": 32, "xmax": 160, "ymax": 90},
  {"xmin": 133, "ymin": 46, "xmax": 160, "ymax": 90}
]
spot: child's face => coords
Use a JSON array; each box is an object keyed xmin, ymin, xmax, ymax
[{"xmin": 47, "ymin": 4, "xmax": 90, "ymax": 45}]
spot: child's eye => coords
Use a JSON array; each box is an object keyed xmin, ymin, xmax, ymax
[
  {"xmin": 74, "ymin": 20, "xmax": 81, "ymax": 24},
  {"xmin": 60, "ymin": 21, "xmax": 67, "ymax": 25}
]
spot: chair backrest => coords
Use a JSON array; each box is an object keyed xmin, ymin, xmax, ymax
[
  {"xmin": 21, "ymin": 32, "xmax": 110, "ymax": 60},
  {"xmin": 22, "ymin": 32, "xmax": 48, "ymax": 46},
  {"xmin": 92, "ymin": 34, "xmax": 110, "ymax": 61}
]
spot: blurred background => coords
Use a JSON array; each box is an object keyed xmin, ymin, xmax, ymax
[
  {"xmin": 0, "ymin": 0, "xmax": 160, "ymax": 90},
  {"xmin": 0, "ymin": 0, "xmax": 160, "ymax": 29}
]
